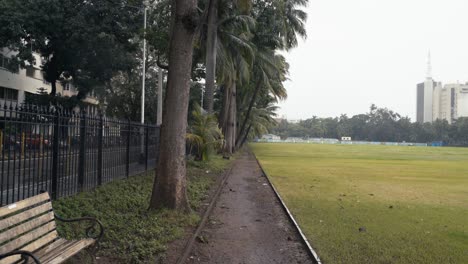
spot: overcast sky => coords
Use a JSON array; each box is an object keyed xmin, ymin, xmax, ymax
[{"xmin": 278, "ymin": 0, "xmax": 468, "ymax": 121}]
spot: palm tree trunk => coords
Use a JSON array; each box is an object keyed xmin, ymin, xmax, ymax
[
  {"xmin": 223, "ymin": 81, "xmax": 236, "ymax": 155},
  {"xmin": 230, "ymin": 82, "xmax": 237, "ymax": 152},
  {"xmin": 240, "ymin": 124, "xmax": 252, "ymax": 147},
  {"xmin": 204, "ymin": 0, "xmax": 218, "ymax": 113},
  {"xmin": 220, "ymin": 84, "xmax": 230, "ymax": 134},
  {"xmin": 236, "ymin": 79, "xmax": 261, "ymax": 148},
  {"xmin": 156, "ymin": 67, "xmax": 163, "ymax": 126},
  {"xmin": 150, "ymin": 0, "xmax": 198, "ymax": 211}
]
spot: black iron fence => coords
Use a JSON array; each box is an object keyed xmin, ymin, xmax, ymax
[{"xmin": 0, "ymin": 104, "xmax": 160, "ymax": 206}]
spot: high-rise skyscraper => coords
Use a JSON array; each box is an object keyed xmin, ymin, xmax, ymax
[
  {"xmin": 416, "ymin": 52, "xmax": 468, "ymax": 123},
  {"xmin": 416, "ymin": 52, "xmax": 436, "ymax": 123}
]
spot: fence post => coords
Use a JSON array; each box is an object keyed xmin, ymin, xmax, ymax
[
  {"xmin": 51, "ymin": 109, "xmax": 60, "ymax": 200},
  {"xmin": 97, "ymin": 113, "xmax": 103, "ymax": 185},
  {"xmin": 78, "ymin": 110, "xmax": 86, "ymax": 190},
  {"xmin": 145, "ymin": 124, "xmax": 149, "ymax": 171},
  {"xmin": 126, "ymin": 120, "xmax": 130, "ymax": 178}
]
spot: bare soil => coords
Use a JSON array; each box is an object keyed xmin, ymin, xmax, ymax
[{"xmin": 179, "ymin": 151, "xmax": 313, "ymax": 264}]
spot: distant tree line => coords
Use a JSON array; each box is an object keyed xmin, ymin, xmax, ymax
[{"xmin": 272, "ymin": 105, "xmax": 468, "ymax": 146}]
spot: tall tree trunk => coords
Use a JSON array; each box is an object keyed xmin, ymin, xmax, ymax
[
  {"xmin": 156, "ymin": 67, "xmax": 163, "ymax": 126},
  {"xmin": 236, "ymin": 79, "xmax": 261, "ymax": 148},
  {"xmin": 149, "ymin": 0, "xmax": 198, "ymax": 211},
  {"xmin": 223, "ymin": 82, "xmax": 236, "ymax": 155},
  {"xmin": 240, "ymin": 124, "xmax": 252, "ymax": 147},
  {"xmin": 231, "ymin": 82, "xmax": 237, "ymax": 152},
  {"xmin": 50, "ymin": 81, "xmax": 57, "ymax": 96},
  {"xmin": 204, "ymin": 0, "xmax": 218, "ymax": 113},
  {"xmin": 220, "ymin": 85, "xmax": 230, "ymax": 134}
]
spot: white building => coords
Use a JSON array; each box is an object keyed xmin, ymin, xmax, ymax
[
  {"xmin": 261, "ymin": 134, "xmax": 281, "ymax": 141},
  {"xmin": 432, "ymin": 83, "xmax": 468, "ymax": 123},
  {"xmin": 416, "ymin": 53, "xmax": 468, "ymax": 124},
  {"xmin": 416, "ymin": 52, "xmax": 437, "ymax": 123},
  {"xmin": 0, "ymin": 48, "xmax": 98, "ymax": 113}
]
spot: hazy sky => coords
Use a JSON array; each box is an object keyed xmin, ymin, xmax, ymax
[{"xmin": 278, "ymin": 0, "xmax": 468, "ymax": 121}]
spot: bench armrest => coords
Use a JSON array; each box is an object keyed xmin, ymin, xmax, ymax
[
  {"xmin": 0, "ymin": 250, "xmax": 41, "ymax": 264},
  {"xmin": 54, "ymin": 213, "xmax": 104, "ymax": 242}
]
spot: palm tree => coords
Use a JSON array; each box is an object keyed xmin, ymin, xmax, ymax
[
  {"xmin": 235, "ymin": 0, "xmax": 307, "ymax": 147},
  {"xmin": 214, "ymin": 5, "xmax": 255, "ymax": 155},
  {"xmin": 238, "ymin": 96, "xmax": 279, "ymax": 147},
  {"xmin": 236, "ymin": 48, "xmax": 288, "ymax": 148},
  {"xmin": 278, "ymin": 0, "xmax": 308, "ymax": 50},
  {"xmin": 187, "ymin": 104, "xmax": 224, "ymax": 161},
  {"xmin": 203, "ymin": 0, "xmax": 253, "ymax": 113}
]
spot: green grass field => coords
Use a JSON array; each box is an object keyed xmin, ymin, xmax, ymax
[{"xmin": 251, "ymin": 143, "xmax": 468, "ymax": 264}]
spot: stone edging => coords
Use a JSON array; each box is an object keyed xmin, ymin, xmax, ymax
[{"xmin": 175, "ymin": 164, "xmax": 234, "ymax": 264}]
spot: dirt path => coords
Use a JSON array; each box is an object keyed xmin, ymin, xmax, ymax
[{"xmin": 185, "ymin": 151, "xmax": 313, "ymax": 264}]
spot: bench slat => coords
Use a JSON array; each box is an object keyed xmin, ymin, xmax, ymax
[
  {"xmin": 26, "ymin": 238, "xmax": 68, "ymax": 264},
  {"xmin": 0, "ymin": 221, "xmax": 56, "ymax": 255},
  {"xmin": 0, "ymin": 212, "xmax": 54, "ymax": 245},
  {"xmin": 0, "ymin": 231, "xmax": 58, "ymax": 264},
  {"xmin": 42, "ymin": 239, "xmax": 95, "ymax": 264},
  {"xmin": 0, "ymin": 202, "xmax": 52, "ymax": 232},
  {"xmin": 0, "ymin": 193, "xmax": 50, "ymax": 217}
]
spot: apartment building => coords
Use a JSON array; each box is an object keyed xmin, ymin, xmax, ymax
[{"xmin": 0, "ymin": 48, "xmax": 98, "ymax": 114}]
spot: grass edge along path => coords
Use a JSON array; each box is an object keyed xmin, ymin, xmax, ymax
[
  {"xmin": 251, "ymin": 143, "xmax": 468, "ymax": 264},
  {"xmin": 52, "ymin": 156, "xmax": 232, "ymax": 264}
]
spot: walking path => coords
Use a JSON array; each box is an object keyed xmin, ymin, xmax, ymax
[{"xmin": 186, "ymin": 151, "xmax": 313, "ymax": 264}]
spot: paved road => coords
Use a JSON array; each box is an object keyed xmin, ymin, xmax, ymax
[{"xmin": 186, "ymin": 151, "xmax": 313, "ymax": 264}]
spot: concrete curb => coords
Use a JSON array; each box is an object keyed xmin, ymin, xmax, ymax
[
  {"xmin": 253, "ymin": 153, "xmax": 322, "ymax": 264},
  {"xmin": 175, "ymin": 164, "xmax": 234, "ymax": 264}
]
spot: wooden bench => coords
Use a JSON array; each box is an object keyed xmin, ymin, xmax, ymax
[{"xmin": 0, "ymin": 192, "xmax": 103, "ymax": 264}]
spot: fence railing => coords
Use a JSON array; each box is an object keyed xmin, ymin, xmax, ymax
[{"xmin": 0, "ymin": 104, "xmax": 160, "ymax": 206}]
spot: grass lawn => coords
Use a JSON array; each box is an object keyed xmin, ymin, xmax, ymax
[
  {"xmin": 251, "ymin": 143, "xmax": 468, "ymax": 264},
  {"xmin": 52, "ymin": 156, "xmax": 230, "ymax": 263}
]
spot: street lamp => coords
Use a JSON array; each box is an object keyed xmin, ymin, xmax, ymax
[
  {"xmin": 123, "ymin": 3, "xmax": 147, "ymax": 126},
  {"xmin": 141, "ymin": 6, "xmax": 147, "ymax": 126},
  {"xmin": 125, "ymin": 3, "xmax": 148, "ymax": 162}
]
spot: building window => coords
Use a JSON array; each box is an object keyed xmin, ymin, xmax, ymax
[
  {"xmin": 0, "ymin": 86, "xmax": 19, "ymax": 101},
  {"xmin": 64, "ymin": 83, "xmax": 70, "ymax": 91},
  {"xmin": 0, "ymin": 54, "xmax": 19, "ymax": 73},
  {"xmin": 0, "ymin": 54, "xmax": 8, "ymax": 68},
  {"xmin": 5, "ymin": 88, "xmax": 18, "ymax": 101},
  {"xmin": 26, "ymin": 67, "xmax": 36, "ymax": 78}
]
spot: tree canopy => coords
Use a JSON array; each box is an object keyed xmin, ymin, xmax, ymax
[{"xmin": 0, "ymin": 0, "xmax": 141, "ymax": 99}]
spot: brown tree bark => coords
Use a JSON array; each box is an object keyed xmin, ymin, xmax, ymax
[
  {"xmin": 231, "ymin": 82, "xmax": 237, "ymax": 152},
  {"xmin": 149, "ymin": 0, "xmax": 198, "ymax": 211},
  {"xmin": 204, "ymin": 0, "xmax": 218, "ymax": 113},
  {"xmin": 223, "ymin": 82, "xmax": 236, "ymax": 155},
  {"xmin": 220, "ymin": 85, "xmax": 231, "ymax": 135},
  {"xmin": 240, "ymin": 123, "xmax": 252, "ymax": 147}
]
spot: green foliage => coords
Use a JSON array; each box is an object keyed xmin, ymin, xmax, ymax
[
  {"xmin": 105, "ymin": 66, "xmax": 160, "ymax": 123},
  {"xmin": 252, "ymin": 143, "xmax": 468, "ymax": 264},
  {"xmin": 0, "ymin": 0, "xmax": 140, "ymax": 98},
  {"xmin": 53, "ymin": 156, "xmax": 230, "ymax": 263},
  {"xmin": 187, "ymin": 104, "xmax": 224, "ymax": 160}
]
